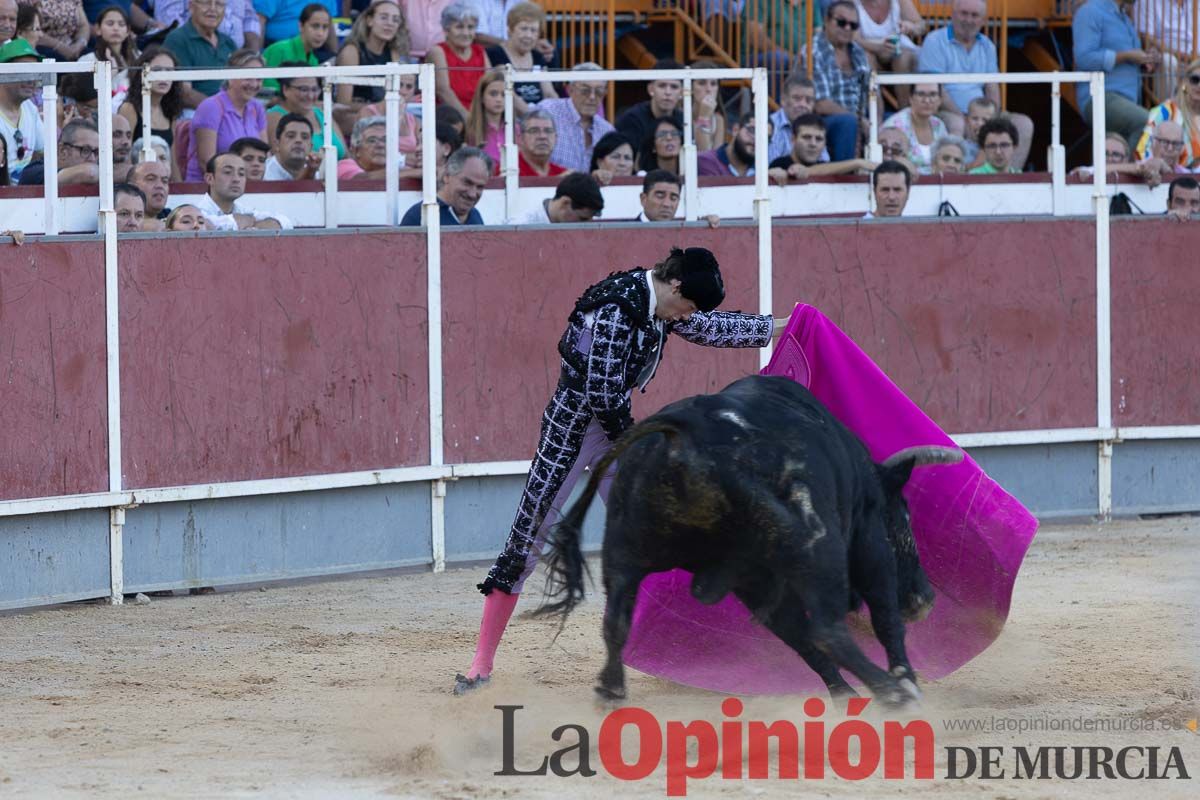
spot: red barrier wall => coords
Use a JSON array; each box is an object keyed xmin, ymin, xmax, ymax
[
  {"xmin": 9, "ymin": 218, "xmax": 1195, "ymax": 500},
  {"xmin": 439, "ymin": 226, "xmax": 762, "ymax": 463},
  {"xmin": 0, "ymin": 241, "xmax": 108, "ymax": 500},
  {"xmin": 1110, "ymin": 218, "xmax": 1200, "ymax": 426},
  {"xmin": 118, "ymin": 232, "xmax": 430, "ymax": 488},
  {"xmin": 773, "ymin": 219, "xmax": 1099, "ymax": 433}
]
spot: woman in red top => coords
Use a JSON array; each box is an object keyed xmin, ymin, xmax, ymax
[{"xmin": 427, "ymin": 2, "xmax": 490, "ymax": 120}]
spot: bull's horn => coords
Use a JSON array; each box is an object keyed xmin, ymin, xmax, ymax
[{"xmin": 880, "ymin": 445, "xmax": 964, "ymax": 470}]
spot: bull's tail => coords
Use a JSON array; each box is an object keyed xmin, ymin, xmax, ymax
[{"xmin": 535, "ymin": 420, "xmax": 682, "ymax": 624}]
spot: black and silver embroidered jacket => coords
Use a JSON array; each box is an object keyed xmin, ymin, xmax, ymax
[{"xmin": 557, "ymin": 268, "xmax": 773, "ymax": 441}]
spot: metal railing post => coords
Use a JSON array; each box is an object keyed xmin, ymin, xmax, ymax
[
  {"xmin": 503, "ymin": 66, "xmax": 518, "ymax": 222},
  {"xmin": 1050, "ymin": 77, "xmax": 1066, "ymax": 215},
  {"xmin": 421, "ymin": 61, "xmax": 446, "ymax": 570},
  {"xmin": 322, "ymin": 82, "xmax": 337, "ymax": 228},
  {"xmin": 385, "ymin": 72, "xmax": 400, "ymax": 226},
  {"xmin": 42, "ymin": 65, "xmax": 59, "ymax": 235},
  {"xmin": 682, "ymin": 71, "xmax": 697, "ymax": 221},
  {"xmin": 752, "ymin": 67, "xmax": 773, "ymax": 369}
]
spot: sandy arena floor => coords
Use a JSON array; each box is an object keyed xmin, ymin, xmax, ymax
[{"xmin": 0, "ymin": 517, "xmax": 1197, "ymax": 799}]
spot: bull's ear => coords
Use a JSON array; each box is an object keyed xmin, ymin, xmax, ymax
[{"xmin": 878, "ymin": 446, "xmax": 963, "ymax": 493}]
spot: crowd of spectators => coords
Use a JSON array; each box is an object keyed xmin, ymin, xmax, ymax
[{"xmin": 1, "ymin": 0, "xmax": 1199, "ymax": 234}]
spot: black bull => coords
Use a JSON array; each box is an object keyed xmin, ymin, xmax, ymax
[{"xmin": 536, "ymin": 374, "xmax": 962, "ymax": 706}]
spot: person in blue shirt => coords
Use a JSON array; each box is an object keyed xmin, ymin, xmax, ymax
[
  {"xmin": 82, "ymin": 0, "xmax": 163, "ymax": 32},
  {"xmin": 254, "ymin": 0, "xmax": 339, "ymax": 47},
  {"xmin": 400, "ymin": 146, "xmax": 490, "ymax": 226},
  {"xmin": 1073, "ymin": 0, "xmax": 1160, "ymax": 148}
]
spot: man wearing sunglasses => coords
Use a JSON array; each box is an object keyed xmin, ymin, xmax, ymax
[
  {"xmin": 17, "ymin": 118, "xmax": 101, "ymax": 186},
  {"xmin": 0, "ymin": 39, "xmax": 45, "ymax": 184},
  {"xmin": 812, "ymin": 1, "xmax": 872, "ymax": 161}
]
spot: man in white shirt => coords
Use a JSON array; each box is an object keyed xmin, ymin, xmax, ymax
[
  {"xmin": 196, "ymin": 152, "xmax": 292, "ymax": 230},
  {"xmin": 264, "ymin": 113, "xmax": 320, "ymax": 181},
  {"xmin": 0, "ymin": 39, "xmax": 44, "ymax": 182},
  {"xmin": 511, "ymin": 172, "xmax": 604, "ymax": 224}
]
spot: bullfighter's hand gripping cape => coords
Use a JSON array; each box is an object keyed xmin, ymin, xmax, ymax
[{"xmin": 620, "ymin": 303, "xmax": 1040, "ymax": 695}]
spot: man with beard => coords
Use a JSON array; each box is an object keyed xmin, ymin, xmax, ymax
[
  {"xmin": 112, "ymin": 113, "xmax": 134, "ymax": 181},
  {"xmin": 767, "ymin": 113, "xmax": 876, "ymax": 185},
  {"xmin": 697, "ymin": 113, "xmax": 763, "ymax": 177},
  {"xmin": 264, "ymin": 113, "xmax": 320, "ymax": 181},
  {"xmin": 128, "ymin": 159, "xmax": 172, "ymax": 229},
  {"xmin": 0, "ymin": 39, "xmax": 44, "ymax": 182}
]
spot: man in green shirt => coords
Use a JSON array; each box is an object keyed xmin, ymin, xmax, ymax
[
  {"xmin": 969, "ymin": 116, "xmax": 1021, "ymax": 175},
  {"xmin": 163, "ymin": 0, "xmax": 238, "ymax": 108}
]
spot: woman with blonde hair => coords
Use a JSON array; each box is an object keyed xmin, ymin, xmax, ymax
[
  {"xmin": 1136, "ymin": 57, "xmax": 1200, "ymax": 168},
  {"xmin": 335, "ymin": 0, "xmax": 412, "ymax": 108},
  {"xmin": 185, "ymin": 49, "xmax": 268, "ymax": 181},
  {"xmin": 464, "ymin": 69, "xmax": 506, "ymax": 168}
]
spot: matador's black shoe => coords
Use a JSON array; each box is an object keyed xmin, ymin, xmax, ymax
[{"xmin": 453, "ymin": 673, "xmax": 491, "ymax": 696}]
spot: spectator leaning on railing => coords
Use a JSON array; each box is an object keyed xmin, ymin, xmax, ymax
[
  {"xmin": 265, "ymin": 112, "xmax": 320, "ymax": 180},
  {"xmin": 589, "ymin": 131, "xmax": 636, "ymax": 186},
  {"xmin": 1137, "ymin": 119, "xmax": 1191, "ymax": 187},
  {"xmin": 128, "ymin": 159, "xmax": 173, "ymax": 226},
  {"xmin": 768, "ymin": 75, "xmax": 836, "ymax": 163},
  {"xmin": 1073, "ymin": 0, "xmax": 1159, "ymax": 149},
  {"xmin": 767, "ymin": 112, "xmax": 876, "ymax": 185}
]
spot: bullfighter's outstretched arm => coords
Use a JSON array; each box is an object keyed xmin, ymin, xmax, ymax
[{"xmin": 672, "ymin": 311, "xmax": 774, "ymax": 348}]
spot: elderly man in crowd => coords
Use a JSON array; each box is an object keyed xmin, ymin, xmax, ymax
[
  {"xmin": 517, "ymin": 109, "xmax": 567, "ymax": 177},
  {"xmin": 155, "ymin": 0, "xmax": 262, "ymax": 49},
  {"xmin": 919, "ymin": 0, "xmax": 1034, "ymax": 170},
  {"xmin": 1166, "ymin": 175, "xmax": 1200, "ymax": 219},
  {"xmin": 401, "ymin": 146, "xmax": 491, "ymax": 226},
  {"xmin": 1137, "ymin": 120, "xmax": 1190, "ymax": 187},
  {"xmin": 163, "ymin": 0, "xmax": 239, "ymax": 107},
  {"xmin": 114, "ymin": 183, "xmax": 148, "ymax": 233},
  {"xmin": 196, "ymin": 151, "xmax": 290, "ymax": 229},
  {"xmin": 532, "ymin": 62, "xmax": 615, "ymax": 172},
  {"xmin": 19, "ymin": 118, "xmax": 100, "ymax": 185},
  {"xmin": 265, "ymin": 113, "xmax": 320, "ymax": 181},
  {"xmin": 512, "ymin": 172, "xmax": 604, "ymax": 223},
  {"xmin": 868, "ymin": 160, "xmax": 911, "ymax": 218},
  {"xmin": 338, "ymin": 117, "xmax": 392, "ymax": 180},
  {"xmin": 128, "ymin": 160, "xmax": 173, "ymax": 228},
  {"xmin": 0, "ymin": 0, "xmax": 17, "ymax": 43}
]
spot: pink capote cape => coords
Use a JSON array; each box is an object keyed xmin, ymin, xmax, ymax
[{"xmin": 621, "ymin": 304, "xmax": 1039, "ymax": 695}]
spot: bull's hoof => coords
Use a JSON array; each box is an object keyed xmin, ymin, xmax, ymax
[
  {"xmin": 452, "ymin": 673, "xmax": 490, "ymax": 696},
  {"xmin": 889, "ymin": 666, "xmax": 922, "ymax": 702}
]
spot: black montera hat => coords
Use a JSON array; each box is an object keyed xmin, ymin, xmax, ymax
[{"xmin": 676, "ymin": 247, "xmax": 725, "ymax": 312}]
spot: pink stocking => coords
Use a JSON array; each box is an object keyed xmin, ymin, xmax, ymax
[{"xmin": 466, "ymin": 590, "xmax": 520, "ymax": 680}]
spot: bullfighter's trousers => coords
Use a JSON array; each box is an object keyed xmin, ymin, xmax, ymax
[{"xmin": 480, "ymin": 383, "xmax": 616, "ymax": 595}]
